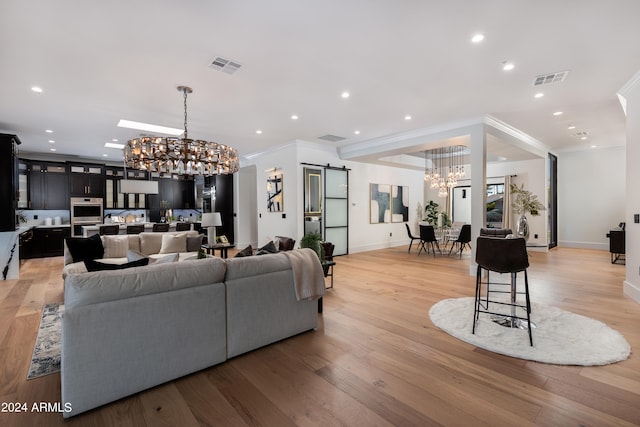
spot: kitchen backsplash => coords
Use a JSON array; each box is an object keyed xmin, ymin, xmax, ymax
[{"xmin": 19, "ymin": 210, "xmax": 70, "ymax": 226}]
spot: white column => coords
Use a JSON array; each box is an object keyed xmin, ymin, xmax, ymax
[{"xmin": 469, "ymin": 124, "xmax": 487, "ymax": 275}]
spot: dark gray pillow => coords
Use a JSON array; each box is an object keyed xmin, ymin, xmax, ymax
[
  {"xmin": 187, "ymin": 234, "xmax": 204, "ymax": 252},
  {"xmin": 65, "ymin": 234, "xmax": 104, "ymax": 263},
  {"xmin": 84, "ymin": 258, "xmax": 149, "ymax": 272},
  {"xmin": 256, "ymin": 240, "xmax": 278, "ymax": 255},
  {"xmin": 234, "ymin": 245, "xmax": 253, "ymax": 258}
]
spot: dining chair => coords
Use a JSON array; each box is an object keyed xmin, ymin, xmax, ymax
[
  {"xmin": 405, "ymin": 224, "xmax": 420, "ymax": 253},
  {"xmin": 448, "ymin": 224, "xmax": 472, "ymax": 258},
  {"xmin": 418, "ymin": 225, "xmax": 441, "ymax": 257},
  {"xmin": 126, "ymin": 224, "xmax": 145, "ymax": 234}
]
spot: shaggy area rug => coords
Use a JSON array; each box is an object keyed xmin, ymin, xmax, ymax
[
  {"xmin": 27, "ymin": 303, "xmax": 63, "ymax": 379},
  {"xmin": 429, "ymin": 297, "xmax": 631, "ymax": 366}
]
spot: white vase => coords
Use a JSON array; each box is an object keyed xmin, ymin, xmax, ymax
[{"xmin": 516, "ymin": 214, "xmax": 529, "ymax": 241}]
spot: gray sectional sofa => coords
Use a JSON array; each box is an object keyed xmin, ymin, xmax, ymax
[{"xmin": 61, "ymin": 248, "xmax": 324, "ymax": 418}]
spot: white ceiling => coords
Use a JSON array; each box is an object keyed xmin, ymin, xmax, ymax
[{"xmin": 1, "ymin": 0, "xmax": 639, "ymax": 166}]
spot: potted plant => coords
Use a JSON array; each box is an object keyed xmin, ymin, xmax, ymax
[
  {"xmin": 510, "ymin": 183, "xmax": 545, "ymax": 241},
  {"xmin": 299, "ymin": 232, "xmax": 324, "ymax": 260},
  {"xmin": 424, "ymin": 200, "xmax": 439, "ymax": 226}
]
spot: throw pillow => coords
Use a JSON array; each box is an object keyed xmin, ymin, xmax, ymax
[
  {"xmin": 256, "ymin": 240, "xmax": 278, "ymax": 255},
  {"xmin": 126, "ymin": 249, "xmax": 148, "ymax": 263},
  {"xmin": 234, "ymin": 245, "xmax": 253, "ymax": 257},
  {"xmin": 102, "ymin": 235, "xmax": 129, "ymax": 258},
  {"xmin": 84, "ymin": 258, "xmax": 149, "ymax": 272},
  {"xmin": 65, "ymin": 234, "xmax": 104, "ymax": 263},
  {"xmin": 159, "ymin": 233, "xmax": 188, "ymax": 253},
  {"xmin": 186, "ymin": 234, "xmax": 204, "ymax": 252}
]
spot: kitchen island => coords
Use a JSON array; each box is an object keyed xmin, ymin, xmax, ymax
[{"xmin": 81, "ymin": 222, "xmax": 194, "ymax": 237}]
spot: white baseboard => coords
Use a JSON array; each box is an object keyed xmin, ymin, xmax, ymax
[
  {"xmin": 624, "ymin": 280, "xmax": 640, "ymax": 304},
  {"xmin": 558, "ymin": 240, "xmax": 608, "ymax": 251}
]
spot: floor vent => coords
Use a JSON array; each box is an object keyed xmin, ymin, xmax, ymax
[
  {"xmin": 209, "ymin": 57, "xmax": 242, "ymax": 75},
  {"xmin": 318, "ymin": 134, "xmax": 346, "ymax": 142},
  {"xmin": 533, "ymin": 70, "xmax": 569, "ymax": 86}
]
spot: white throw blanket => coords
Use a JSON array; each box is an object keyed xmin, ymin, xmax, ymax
[{"xmin": 284, "ymin": 248, "xmax": 326, "ymax": 301}]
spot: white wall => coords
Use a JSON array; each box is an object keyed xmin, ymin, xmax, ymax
[
  {"xmin": 243, "ymin": 141, "xmax": 425, "ymax": 253},
  {"xmin": 235, "ymin": 165, "xmax": 258, "ymax": 248},
  {"xmin": 558, "ymin": 147, "xmax": 625, "ymax": 250},
  {"xmin": 622, "ymin": 72, "xmax": 640, "ymax": 303}
]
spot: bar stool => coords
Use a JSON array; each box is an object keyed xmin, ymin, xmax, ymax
[
  {"xmin": 175, "ymin": 222, "xmax": 191, "ymax": 231},
  {"xmin": 99, "ymin": 225, "xmax": 120, "ymax": 235},
  {"xmin": 152, "ymin": 223, "xmax": 170, "ymax": 232},
  {"xmin": 473, "ymin": 236, "xmax": 533, "ymax": 346},
  {"xmin": 126, "ymin": 224, "xmax": 145, "ymax": 234}
]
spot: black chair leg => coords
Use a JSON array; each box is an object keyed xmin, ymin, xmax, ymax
[{"xmin": 524, "ymin": 270, "xmax": 533, "ymax": 346}]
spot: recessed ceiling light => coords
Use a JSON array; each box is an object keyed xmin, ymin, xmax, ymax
[
  {"xmin": 111, "ymin": 138, "xmax": 118, "ymax": 142},
  {"xmin": 48, "ymin": 140, "xmax": 55, "ymax": 144},
  {"xmin": 498, "ymin": 156, "xmax": 508, "ymax": 161},
  {"xmin": 553, "ymin": 111, "xmax": 563, "ymax": 116},
  {"xmin": 256, "ymin": 129, "xmax": 262, "ymax": 134},
  {"xmin": 341, "ymin": 91, "xmax": 350, "ymax": 99},
  {"xmin": 502, "ymin": 62, "xmax": 515, "ymax": 71},
  {"xmin": 102, "ymin": 154, "xmax": 109, "ymax": 157},
  {"xmin": 404, "ymin": 115, "xmax": 412, "ymax": 121},
  {"xmin": 591, "ymin": 145, "xmax": 597, "ymax": 148},
  {"xmin": 31, "ymin": 86, "xmax": 43, "ymax": 93},
  {"xmin": 567, "ymin": 125, "xmax": 576, "ymax": 130},
  {"xmin": 471, "ymin": 34, "xmax": 484, "ymax": 43},
  {"xmin": 45, "ymin": 129, "xmax": 53, "ymax": 133},
  {"xmin": 580, "ymin": 136, "xmax": 587, "ymax": 140},
  {"xmin": 104, "ymin": 142, "xmax": 125, "ymax": 149},
  {"xmin": 354, "ymin": 130, "xmax": 360, "ymax": 135},
  {"xmin": 117, "ymin": 119, "xmax": 183, "ymax": 136},
  {"xmin": 49, "ymin": 148, "xmax": 56, "ymax": 152},
  {"xmin": 291, "ymin": 115, "xmax": 298, "ymax": 120},
  {"xmin": 534, "ymin": 92, "xmax": 544, "ymax": 98}
]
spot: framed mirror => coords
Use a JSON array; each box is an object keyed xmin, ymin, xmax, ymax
[{"xmin": 306, "ymin": 172, "xmax": 322, "ymax": 213}]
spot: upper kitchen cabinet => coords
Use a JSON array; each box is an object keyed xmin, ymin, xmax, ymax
[
  {"xmin": 104, "ymin": 167, "xmax": 125, "ymax": 209},
  {"xmin": 0, "ymin": 133, "xmax": 20, "ymax": 231},
  {"xmin": 157, "ymin": 176, "xmax": 195, "ymax": 210},
  {"xmin": 28, "ymin": 161, "xmax": 69, "ymax": 210},
  {"xmin": 69, "ymin": 163, "xmax": 104, "ymax": 198}
]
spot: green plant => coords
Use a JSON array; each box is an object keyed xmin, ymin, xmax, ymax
[
  {"xmin": 424, "ymin": 200, "xmax": 439, "ymax": 226},
  {"xmin": 440, "ymin": 211, "xmax": 451, "ymax": 228},
  {"xmin": 299, "ymin": 232, "xmax": 324, "ymax": 259},
  {"xmin": 197, "ymin": 247, "xmax": 207, "ymax": 259},
  {"xmin": 510, "ymin": 183, "xmax": 545, "ymax": 216}
]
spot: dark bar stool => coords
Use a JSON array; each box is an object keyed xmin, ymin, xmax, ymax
[
  {"xmin": 152, "ymin": 223, "xmax": 170, "ymax": 232},
  {"xmin": 99, "ymin": 225, "xmax": 120, "ymax": 235},
  {"xmin": 473, "ymin": 236, "xmax": 533, "ymax": 346},
  {"xmin": 175, "ymin": 222, "xmax": 191, "ymax": 231},
  {"xmin": 126, "ymin": 224, "xmax": 145, "ymax": 234}
]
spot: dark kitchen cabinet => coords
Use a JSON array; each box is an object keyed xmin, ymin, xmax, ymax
[
  {"xmin": 69, "ymin": 164, "xmax": 104, "ymax": 197},
  {"xmin": 0, "ymin": 133, "xmax": 20, "ymax": 231},
  {"xmin": 28, "ymin": 162, "xmax": 69, "ymax": 210},
  {"xmin": 31, "ymin": 226, "xmax": 70, "ymax": 258},
  {"xmin": 105, "ymin": 167, "xmax": 149, "ymax": 209},
  {"xmin": 158, "ymin": 177, "xmax": 195, "ymax": 209}
]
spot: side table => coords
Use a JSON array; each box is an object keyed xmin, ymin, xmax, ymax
[{"xmin": 201, "ymin": 243, "xmax": 235, "ymax": 259}]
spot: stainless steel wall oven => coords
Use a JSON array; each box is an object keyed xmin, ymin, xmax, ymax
[{"xmin": 70, "ymin": 197, "xmax": 103, "ymax": 236}]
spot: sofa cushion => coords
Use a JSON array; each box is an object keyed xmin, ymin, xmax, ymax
[
  {"xmin": 102, "ymin": 235, "xmax": 130, "ymax": 258},
  {"xmin": 160, "ymin": 233, "xmax": 187, "ymax": 254},
  {"xmin": 154, "ymin": 253, "xmax": 180, "ymax": 264},
  {"xmin": 65, "ymin": 234, "xmax": 104, "ymax": 263},
  {"xmin": 225, "ymin": 252, "xmax": 291, "ymax": 280},
  {"xmin": 139, "ymin": 232, "xmax": 164, "ymax": 255},
  {"xmin": 64, "ymin": 257, "xmax": 227, "ymax": 309},
  {"xmin": 84, "ymin": 258, "xmax": 149, "ymax": 272},
  {"xmin": 187, "ymin": 234, "xmax": 204, "ymax": 252}
]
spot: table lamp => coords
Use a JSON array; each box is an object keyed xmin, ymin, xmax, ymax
[{"xmin": 201, "ymin": 212, "xmax": 222, "ymax": 244}]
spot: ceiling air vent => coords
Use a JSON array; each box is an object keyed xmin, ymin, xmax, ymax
[
  {"xmin": 209, "ymin": 56, "xmax": 242, "ymax": 75},
  {"xmin": 574, "ymin": 131, "xmax": 589, "ymax": 138},
  {"xmin": 533, "ymin": 70, "xmax": 569, "ymax": 86},
  {"xmin": 318, "ymin": 134, "xmax": 346, "ymax": 142}
]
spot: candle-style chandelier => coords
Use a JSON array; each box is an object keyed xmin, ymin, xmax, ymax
[
  {"xmin": 124, "ymin": 86, "xmax": 239, "ymax": 176},
  {"xmin": 423, "ymin": 145, "xmax": 467, "ymax": 197}
]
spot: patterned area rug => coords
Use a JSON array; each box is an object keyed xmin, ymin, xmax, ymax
[
  {"xmin": 429, "ymin": 297, "xmax": 631, "ymax": 366},
  {"xmin": 27, "ymin": 303, "xmax": 63, "ymax": 380}
]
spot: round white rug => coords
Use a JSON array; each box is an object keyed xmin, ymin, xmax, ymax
[{"xmin": 429, "ymin": 297, "xmax": 631, "ymax": 365}]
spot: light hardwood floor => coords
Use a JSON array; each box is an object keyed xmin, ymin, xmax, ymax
[{"xmin": 1, "ymin": 246, "xmax": 639, "ymax": 426}]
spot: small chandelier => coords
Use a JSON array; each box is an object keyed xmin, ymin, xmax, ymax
[
  {"xmin": 124, "ymin": 86, "xmax": 239, "ymax": 176},
  {"xmin": 423, "ymin": 145, "xmax": 466, "ymax": 198}
]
